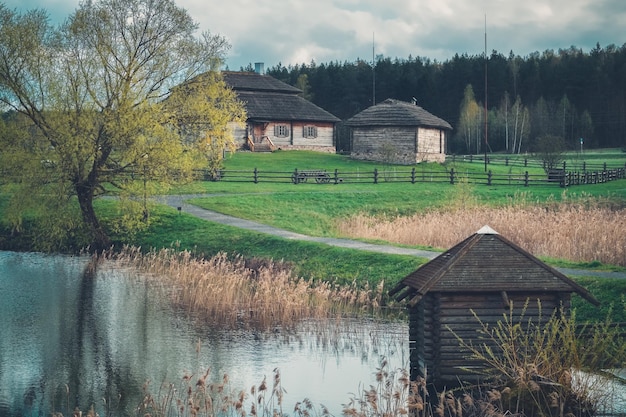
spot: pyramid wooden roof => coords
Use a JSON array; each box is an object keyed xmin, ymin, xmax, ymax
[
  {"xmin": 345, "ymin": 98, "xmax": 452, "ymax": 130},
  {"xmin": 389, "ymin": 226, "xmax": 599, "ymax": 306}
]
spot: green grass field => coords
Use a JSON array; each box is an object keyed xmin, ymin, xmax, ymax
[
  {"xmin": 182, "ymin": 150, "xmax": 626, "ymax": 238},
  {"xmin": 2, "ymin": 148, "xmax": 625, "ymax": 322},
  {"xmin": 133, "ymin": 149, "xmax": 626, "ymax": 322}
]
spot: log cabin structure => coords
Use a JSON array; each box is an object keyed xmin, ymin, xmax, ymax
[
  {"xmin": 345, "ymin": 98, "xmax": 452, "ymax": 164},
  {"xmin": 388, "ymin": 225, "xmax": 599, "ymax": 389},
  {"xmin": 222, "ymin": 68, "xmax": 340, "ymax": 152}
]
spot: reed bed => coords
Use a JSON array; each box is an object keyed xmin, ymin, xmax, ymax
[
  {"xmin": 103, "ymin": 247, "xmax": 385, "ymax": 331},
  {"xmin": 336, "ymin": 194, "xmax": 626, "ymax": 267}
]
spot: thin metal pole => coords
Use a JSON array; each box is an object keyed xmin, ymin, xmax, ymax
[
  {"xmin": 372, "ymin": 32, "xmax": 376, "ymax": 105},
  {"xmin": 484, "ymin": 14, "xmax": 488, "ymax": 172}
]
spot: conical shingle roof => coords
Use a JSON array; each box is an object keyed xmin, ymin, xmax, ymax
[{"xmin": 345, "ymin": 98, "xmax": 452, "ymax": 130}]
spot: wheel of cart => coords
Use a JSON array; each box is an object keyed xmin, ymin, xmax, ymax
[{"xmin": 315, "ymin": 172, "xmax": 331, "ymax": 183}]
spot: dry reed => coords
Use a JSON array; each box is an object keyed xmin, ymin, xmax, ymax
[
  {"xmin": 336, "ymin": 193, "xmax": 626, "ymax": 267},
  {"xmin": 133, "ymin": 367, "xmax": 293, "ymax": 417},
  {"xmin": 101, "ymin": 247, "xmax": 385, "ymax": 331},
  {"xmin": 449, "ymin": 300, "xmax": 626, "ymax": 417}
]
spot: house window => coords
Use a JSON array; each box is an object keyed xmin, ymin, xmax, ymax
[
  {"xmin": 303, "ymin": 125, "xmax": 318, "ymax": 138},
  {"xmin": 274, "ymin": 124, "xmax": 289, "ymax": 138}
]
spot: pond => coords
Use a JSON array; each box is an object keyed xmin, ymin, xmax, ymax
[{"xmin": 0, "ymin": 251, "xmax": 409, "ymax": 416}]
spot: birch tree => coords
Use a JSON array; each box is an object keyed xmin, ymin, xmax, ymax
[
  {"xmin": 0, "ymin": 0, "xmax": 245, "ymax": 251},
  {"xmin": 511, "ymin": 95, "xmax": 530, "ymax": 154},
  {"xmin": 501, "ymin": 92, "xmax": 511, "ymax": 152},
  {"xmin": 458, "ymin": 84, "xmax": 482, "ymax": 154}
]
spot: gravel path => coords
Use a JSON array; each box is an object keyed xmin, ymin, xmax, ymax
[{"xmin": 160, "ymin": 194, "xmax": 626, "ymax": 280}]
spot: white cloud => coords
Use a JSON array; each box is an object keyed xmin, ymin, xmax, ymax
[{"xmin": 3, "ymin": 0, "xmax": 625, "ymax": 70}]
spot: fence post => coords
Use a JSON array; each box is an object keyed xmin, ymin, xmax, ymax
[
  {"xmin": 524, "ymin": 171, "xmax": 529, "ymax": 187},
  {"xmin": 411, "ymin": 167, "xmax": 416, "ymax": 184},
  {"xmin": 374, "ymin": 168, "xmax": 378, "ymax": 184},
  {"xmin": 293, "ymin": 168, "xmax": 299, "ymax": 184},
  {"xmin": 604, "ymin": 162, "xmax": 607, "ymax": 171},
  {"xmin": 487, "ymin": 170, "xmax": 492, "ymax": 186},
  {"xmin": 254, "ymin": 167, "xmax": 258, "ymax": 184},
  {"xmin": 524, "ymin": 158, "xmax": 528, "ymax": 167},
  {"xmin": 449, "ymin": 168, "xmax": 455, "ymax": 184},
  {"xmin": 563, "ymin": 161, "xmax": 567, "ymax": 171},
  {"xmin": 505, "ymin": 157, "xmax": 509, "ymax": 166},
  {"xmin": 583, "ymin": 161, "xmax": 586, "ymax": 172},
  {"xmin": 469, "ymin": 154, "xmax": 473, "ymax": 163},
  {"xmin": 334, "ymin": 169, "xmax": 339, "ymax": 184}
]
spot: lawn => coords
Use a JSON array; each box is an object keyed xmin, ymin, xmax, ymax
[{"xmin": 183, "ymin": 150, "xmax": 626, "ymax": 238}]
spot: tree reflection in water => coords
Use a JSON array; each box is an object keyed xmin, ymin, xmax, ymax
[{"xmin": 0, "ymin": 251, "xmax": 408, "ymax": 416}]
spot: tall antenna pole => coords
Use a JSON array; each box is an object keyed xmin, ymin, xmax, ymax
[
  {"xmin": 372, "ymin": 32, "xmax": 376, "ymax": 105},
  {"xmin": 484, "ymin": 14, "xmax": 488, "ymax": 172}
]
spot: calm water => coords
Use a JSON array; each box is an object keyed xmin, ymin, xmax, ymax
[{"xmin": 0, "ymin": 251, "xmax": 408, "ymax": 416}]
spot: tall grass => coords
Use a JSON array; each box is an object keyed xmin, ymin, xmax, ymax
[
  {"xmin": 449, "ymin": 301, "xmax": 626, "ymax": 417},
  {"xmin": 103, "ymin": 246, "xmax": 387, "ymax": 330},
  {"xmin": 136, "ymin": 367, "xmax": 294, "ymax": 417},
  {"xmin": 337, "ymin": 193, "xmax": 626, "ymax": 267},
  {"xmin": 342, "ymin": 302, "xmax": 626, "ymax": 417}
]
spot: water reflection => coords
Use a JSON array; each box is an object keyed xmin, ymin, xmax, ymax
[{"xmin": 0, "ymin": 251, "xmax": 408, "ymax": 416}]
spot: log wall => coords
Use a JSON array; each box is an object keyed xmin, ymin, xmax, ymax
[
  {"xmin": 417, "ymin": 127, "xmax": 446, "ymax": 163},
  {"xmin": 351, "ymin": 126, "xmax": 447, "ymax": 164},
  {"xmin": 230, "ymin": 121, "xmax": 335, "ymax": 150},
  {"xmin": 409, "ymin": 291, "xmax": 571, "ymax": 387}
]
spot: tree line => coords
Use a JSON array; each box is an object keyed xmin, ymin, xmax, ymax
[{"xmin": 258, "ymin": 44, "xmax": 626, "ymax": 154}]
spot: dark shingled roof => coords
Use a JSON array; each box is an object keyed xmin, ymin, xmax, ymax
[
  {"xmin": 345, "ymin": 98, "xmax": 452, "ymax": 130},
  {"xmin": 389, "ymin": 225, "xmax": 599, "ymax": 306},
  {"xmin": 237, "ymin": 91, "xmax": 340, "ymax": 123},
  {"xmin": 222, "ymin": 71, "xmax": 302, "ymax": 94},
  {"xmin": 222, "ymin": 71, "xmax": 340, "ymax": 123}
]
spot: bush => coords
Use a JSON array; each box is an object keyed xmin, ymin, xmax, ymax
[{"xmin": 534, "ymin": 135, "xmax": 567, "ymax": 173}]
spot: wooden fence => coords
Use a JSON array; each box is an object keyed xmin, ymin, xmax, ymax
[
  {"xmin": 447, "ymin": 154, "xmax": 626, "ymax": 173},
  {"xmin": 199, "ymin": 165, "xmax": 626, "ymax": 188}
]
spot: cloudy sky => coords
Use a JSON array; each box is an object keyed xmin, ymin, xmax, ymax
[{"xmin": 4, "ymin": 0, "xmax": 626, "ymax": 71}]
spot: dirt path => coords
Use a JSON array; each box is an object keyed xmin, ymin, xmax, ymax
[{"xmin": 161, "ymin": 194, "xmax": 626, "ymax": 280}]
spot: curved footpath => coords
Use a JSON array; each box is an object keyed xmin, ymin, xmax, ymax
[{"xmin": 162, "ymin": 195, "xmax": 626, "ymax": 280}]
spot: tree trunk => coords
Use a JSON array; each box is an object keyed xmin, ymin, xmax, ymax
[{"xmin": 76, "ymin": 183, "xmax": 111, "ymax": 252}]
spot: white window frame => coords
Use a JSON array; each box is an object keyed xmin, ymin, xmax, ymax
[
  {"xmin": 303, "ymin": 125, "xmax": 318, "ymax": 139},
  {"xmin": 274, "ymin": 124, "xmax": 290, "ymax": 138}
]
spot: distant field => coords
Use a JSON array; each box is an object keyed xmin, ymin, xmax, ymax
[{"xmin": 186, "ymin": 150, "xmax": 626, "ymax": 238}]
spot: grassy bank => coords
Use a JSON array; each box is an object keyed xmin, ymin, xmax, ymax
[
  {"xmin": 2, "ymin": 150, "xmax": 626, "ymax": 322},
  {"xmin": 104, "ymin": 201, "xmax": 424, "ymax": 288}
]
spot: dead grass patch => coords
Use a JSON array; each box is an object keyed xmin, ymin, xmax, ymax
[
  {"xmin": 337, "ymin": 195, "xmax": 626, "ymax": 267},
  {"xmin": 101, "ymin": 247, "xmax": 385, "ymax": 331}
]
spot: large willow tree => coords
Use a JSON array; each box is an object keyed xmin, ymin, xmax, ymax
[{"xmin": 0, "ymin": 0, "xmax": 245, "ymax": 251}]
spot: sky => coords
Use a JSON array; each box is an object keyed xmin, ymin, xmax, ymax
[{"xmin": 4, "ymin": 0, "xmax": 626, "ymax": 71}]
